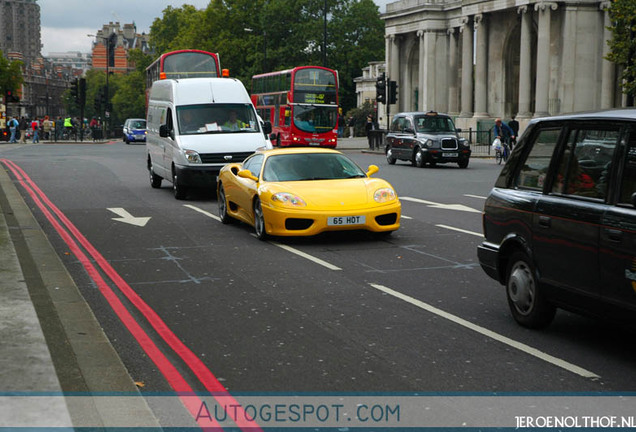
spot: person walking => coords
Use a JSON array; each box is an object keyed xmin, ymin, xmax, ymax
[
  {"xmin": 508, "ymin": 115, "xmax": 520, "ymax": 149},
  {"xmin": 347, "ymin": 116, "xmax": 355, "ymax": 139},
  {"xmin": 337, "ymin": 112, "xmax": 345, "ymax": 138},
  {"xmin": 8, "ymin": 117, "xmax": 19, "ymax": 143},
  {"xmin": 42, "ymin": 116, "xmax": 52, "ymax": 141},
  {"xmin": 365, "ymin": 115, "xmax": 375, "ymax": 149},
  {"xmin": 19, "ymin": 116, "xmax": 28, "ymax": 143},
  {"xmin": 31, "ymin": 118, "xmax": 40, "ymax": 143}
]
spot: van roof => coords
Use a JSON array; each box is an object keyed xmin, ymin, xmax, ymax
[{"xmin": 149, "ymin": 78, "xmax": 251, "ymax": 105}]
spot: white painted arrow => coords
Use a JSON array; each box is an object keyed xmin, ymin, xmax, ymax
[
  {"xmin": 400, "ymin": 196, "xmax": 481, "ymax": 213},
  {"xmin": 107, "ymin": 208, "xmax": 151, "ymax": 227}
]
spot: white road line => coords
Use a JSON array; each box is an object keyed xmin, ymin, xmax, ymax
[
  {"xmin": 186, "ymin": 204, "xmax": 341, "ymax": 270},
  {"xmin": 368, "ymin": 283, "xmax": 600, "ymax": 379},
  {"xmin": 464, "ymin": 194, "xmax": 487, "ymax": 199},
  {"xmin": 270, "ymin": 241, "xmax": 342, "ymax": 271},
  {"xmin": 183, "ymin": 204, "xmax": 220, "ymax": 222},
  {"xmin": 401, "ymin": 215, "xmax": 413, "ymax": 220},
  {"xmin": 436, "ymin": 224, "xmax": 483, "ymax": 238}
]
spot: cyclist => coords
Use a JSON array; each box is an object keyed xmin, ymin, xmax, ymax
[
  {"xmin": 493, "ymin": 118, "xmax": 515, "ymax": 160},
  {"xmin": 63, "ymin": 116, "xmax": 74, "ymax": 140}
]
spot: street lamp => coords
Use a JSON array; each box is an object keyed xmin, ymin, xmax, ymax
[{"xmin": 244, "ymin": 27, "xmax": 267, "ymax": 73}]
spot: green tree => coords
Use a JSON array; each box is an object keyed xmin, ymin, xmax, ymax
[
  {"xmin": 0, "ymin": 50, "xmax": 24, "ymax": 99},
  {"xmin": 607, "ymin": 0, "xmax": 636, "ymax": 105}
]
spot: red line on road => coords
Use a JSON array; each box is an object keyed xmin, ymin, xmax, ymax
[{"xmin": 1, "ymin": 159, "xmax": 260, "ymax": 431}]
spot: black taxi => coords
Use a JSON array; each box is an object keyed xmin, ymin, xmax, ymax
[
  {"xmin": 385, "ymin": 111, "xmax": 471, "ymax": 168},
  {"xmin": 478, "ymin": 109, "xmax": 636, "ymax": 328}
]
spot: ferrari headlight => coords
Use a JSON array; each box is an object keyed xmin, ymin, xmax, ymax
[
  {"xmin": 272, "ymin": 192, "xmax": 306, "ymax": 207},
  {"xmin": 184, "ymin": 149, "xmax": 202, "ymax": 164},
  {"xmin": 374, "ymin": 188, "xmax": 396, "ymax": 203}
]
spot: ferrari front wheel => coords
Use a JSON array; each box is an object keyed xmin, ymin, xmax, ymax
[
  {"xmin": 253, "ymin": 197, "xmax": 269, "ymax": 241},
  {"xmin": 218, "ymin": 184, "xmax": 233, "ymax": 224}
]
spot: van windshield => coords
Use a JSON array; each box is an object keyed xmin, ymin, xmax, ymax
[{"xmin": 177, "ymin": 104, "xmax": 259, "ymax": 135}]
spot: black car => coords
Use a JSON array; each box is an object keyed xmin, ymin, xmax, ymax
[
  {"xmin": 478, "ymin": 109, "xmax": 636, "ymax": 328},
  {"xmin": 385, "ymin": 111, "xmax": 471, "ymax": 168}
]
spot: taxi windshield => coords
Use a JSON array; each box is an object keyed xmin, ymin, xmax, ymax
[{"xmin": 414, "ymin": 115, "xmax": 456, "ymax": 133}]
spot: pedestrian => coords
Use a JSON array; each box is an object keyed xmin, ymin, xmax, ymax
[
  {"xmin": 31, "ymin": 118, "xmax": 40, "ymax": 143},
  {"xmin": 19, "ymin": 116, "xmax": 28, "ymax": 143},
  {"xmin": 43, "ymin": 116, "xmax": 52, "ymax": 141},
  {"xmin": 508, "ymin": 115, "xmax": 520, "ymax": 149},
  {"xmin": 365, "ymin": 115, "xmax": 375, "ymax": 149},
  {"xmin": 347, "ymin": 116, "xmax": 355, "ymax": 138},
  {"xmin": 337, "ymin": 112, "xmax": 345, "ymax": 138},
  {"xmin": 55, "ymin": 117, "xmax": 64, "ymax": 141},
  {"xmin": 8, "ymin": 117, "xmax": 19, "ymax": 143}
]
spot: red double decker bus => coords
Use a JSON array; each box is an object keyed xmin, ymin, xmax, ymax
[{"xmin": 251, "ymin": 66, "xmax": 339, "ymax": 148}]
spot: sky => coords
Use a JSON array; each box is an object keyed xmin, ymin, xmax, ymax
[{"xmin": 39, "ymin": 0, "xmax": 390, "ymax": 56}]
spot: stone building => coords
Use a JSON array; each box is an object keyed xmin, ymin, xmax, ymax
[
  {"xmin": 382, "ymin": 0, "xmax": 623, "ymax": 133},
  {"xmin": 0, "ymin": 0, "xmax": 40, "ymax": 64},
  {"xmin": 90, "ymin": 22, "xmax": 151, "ymax": 74}
]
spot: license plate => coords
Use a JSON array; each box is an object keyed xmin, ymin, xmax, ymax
[
  {"xmin": 442, "ymin": 152, "xmax": 458, "ymax": 158},
  {"xmin": 327, "ymin": 215, "xmax": 365, "ymax": 226}
]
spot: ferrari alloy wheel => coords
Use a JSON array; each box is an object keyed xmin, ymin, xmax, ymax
[
  {"xmin": 253, "ymin": 197, "xmax": 268, "ymax": 240},
  {"xmin": 506, "ymin": 251, "xmax": 555, "ymax": 328},
  {"xmin": 218, "ymin": 184, "xmax": 232, "ymax": 224}
]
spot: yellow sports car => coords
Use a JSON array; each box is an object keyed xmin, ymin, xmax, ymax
[{"xmin": 217, "ymin": 147, "xmax": 401, "ymax": 240}]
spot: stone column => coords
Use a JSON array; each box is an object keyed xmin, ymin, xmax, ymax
[
  {"xmin": 474, "ymin": 14, "xmax": 489, "ymax": 118},
  {"xmin": 418, "ymin": 30, "xmax": 426, "ymax": 112},
  {"xmin": 448, "ymin": 28, "xmax": 459, "ymax": 115},
  {"xmin": 517, "ymin": 6, "xmax": 533, "ymax": 118},
  {"xmin": 534, "ymin": 2, "xmax": 557, "ymax": 117},
  {"xmin": 460, "ymin": 17, "xmax": 474, "ymax": 118},
  {"xmin": 389, "ymin": 34, "xmax": 401, "ymax": 113},
  {"xmin": 600, "ymin": 1, "xmax": 615, "ymax": 109}
]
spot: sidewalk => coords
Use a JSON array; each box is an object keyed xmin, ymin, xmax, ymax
[{"xmin": 0, "ymin": 161, "xmax": 158, "ymax": 428}]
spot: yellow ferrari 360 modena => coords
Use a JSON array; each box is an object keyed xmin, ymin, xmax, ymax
[{"xmin": 217, "ymin": 147, "xmax": 401, "ymax": 240}]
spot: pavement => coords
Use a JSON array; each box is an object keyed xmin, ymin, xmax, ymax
[{"xmin": 0, "ymin": 141, "xmax": 158, "ymax": 429}]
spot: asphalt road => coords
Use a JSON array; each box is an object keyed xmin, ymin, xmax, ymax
[{"xmin": 2, "ymin": 141, "xmax": 635, "ymax": 398}]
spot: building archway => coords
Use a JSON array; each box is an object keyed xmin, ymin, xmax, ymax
[{"xmin": 504, "ymin": 16, "xmax": 537, "ymax": 117}]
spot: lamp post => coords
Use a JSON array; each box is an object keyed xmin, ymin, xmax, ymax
[{"xmin": 244, "ymin": 27, "xmax": 267, "ymax": 73}]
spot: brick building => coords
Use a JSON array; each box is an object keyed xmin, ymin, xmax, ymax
[{"xmin": 90, "ymin": 22, "xmax": 151, "ymax": 73}]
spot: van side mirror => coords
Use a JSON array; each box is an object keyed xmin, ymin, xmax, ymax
[
  {"xmin": 262, "ymin": 121, "xmax": 272, "ymax": 135},
  {"xmin": 455, "ymin": 128, "xmax": 462, "ymax": 133},
  {"xmin": 159, "ymin": 124, "xmax": 169, "ymax": 138}
]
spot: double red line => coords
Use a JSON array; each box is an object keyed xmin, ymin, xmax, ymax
[{"xmin": 1, "ymin": 159, "xmax": 261, "ymax": 432}]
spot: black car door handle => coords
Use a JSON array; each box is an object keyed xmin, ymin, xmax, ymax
[
  {"xmin": 605, "ymin": 229, "xmax": 623, "ymax": 242},
  {"xmin": 538, "ymin": 216, "xmax": 551, "ymax": 228}
]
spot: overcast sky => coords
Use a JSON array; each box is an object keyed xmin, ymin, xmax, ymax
[{"xmin": 40, "ymin": 0, "xmax": 390, "ymax": 56}]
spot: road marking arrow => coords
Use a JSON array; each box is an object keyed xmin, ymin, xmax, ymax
[
  {"xmin": 401, "ymin": 196, "xmax": 481, "ymax": 213},
  {"xmin": 107, "ymin": 208, "xmax": 151, "ymax": 227}
]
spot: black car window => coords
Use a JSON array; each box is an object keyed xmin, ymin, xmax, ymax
[
  {"xmin": 242, "ymin": 154, "xmax": 264, "ymax": 178},
  {"xmin": 515, "ymin": 128, "xmax": 561, "ymax": 190},
  {"xmin": 618, "ymin": 131, "xmax": 636, "ymax": 206},
  {"xmin": 552, "ymin": 127, "xmax": 618, "ymax": 200}
]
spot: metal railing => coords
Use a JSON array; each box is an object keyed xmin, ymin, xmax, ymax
[{"xmin": 458, "ymin": 128, "xmax": 493, "ymax": 156}]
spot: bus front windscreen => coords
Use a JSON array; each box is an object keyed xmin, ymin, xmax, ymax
[
  {"xmin": 293, "ymin": 68, "xmax": 337, "ymax": 105},
  {"xmin": 293, "ymin": 105, "xmax": 337, "ymax": 133},
  {"xmin": 163, "ymin": 52, "xmax": 218, "ymax": 79}
]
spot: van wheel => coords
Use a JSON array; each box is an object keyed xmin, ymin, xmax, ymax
[
  {"xmin": 218, "ymin": 184, "xmax": 233, "ymax": 224},
  {"xmin": 172, "ymin": 171, "xmax": 188, "ymax": 200},
  {"xmin": 253, "ymin": 197, "xmax": 268, "ymax": 240},
  {"xmin": 506, "ymin": 251, "xmax": 556, "ymax": 328},
  {"xmin": 149, "ymin": 164, "xmax": 162, "ymax": 188}
]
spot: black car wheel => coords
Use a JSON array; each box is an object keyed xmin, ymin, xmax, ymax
[
  {"xmin": 253, "ymin": 197, "xmax": 268, "ymax": 240},
  {"xmin": 218, "ymin": 184, "xmax": 233, "ymax": 224},
  {"xmin": 458, "ymin": 159, "xmax": 469, "ymax": 169},
  {"xmin": 506, "ymin": 251, "xmax": 556, "ymax": 328},
  {"xmin": 414, "ymin": 148, "xmax": 425, "ymax": 168},
  {"xmin": 386, "ymin": 146, "xmax": 397, "ymax": 165},
  {"xmin": 149, "ymin": 163, "xmax": 162, "ymax": 189},
  {"xmin": 172, "ymin": 171, "xmax": 188, "ymax": 200}
]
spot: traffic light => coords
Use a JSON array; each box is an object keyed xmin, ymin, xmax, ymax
[
  {"xmin": 388, "ymin": 80, "xmax": 398, "ymax": 105},
  {"xmin": 4, "ymin": 89, "xmax": 19, "ymax": 103},
  {"xmin": 375, "ymin": 72, "xmax": 386, "ymax": 104},
  {"xmin": 70, "ymin": 79, "xmax": 79, "ymax": 103}
]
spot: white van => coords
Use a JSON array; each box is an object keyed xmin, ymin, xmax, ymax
[{"xmin": 146, "ymin": 77, "xmax": 272, "ymax": 199}]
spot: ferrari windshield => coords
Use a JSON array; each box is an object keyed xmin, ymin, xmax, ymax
[
  {"xmin": 262, "ymin": 153, "xmax": 366, "ymax": 182},
  {"xmin": 177, "ymin": 103, "xmax": 259, "ymax": 135}
]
